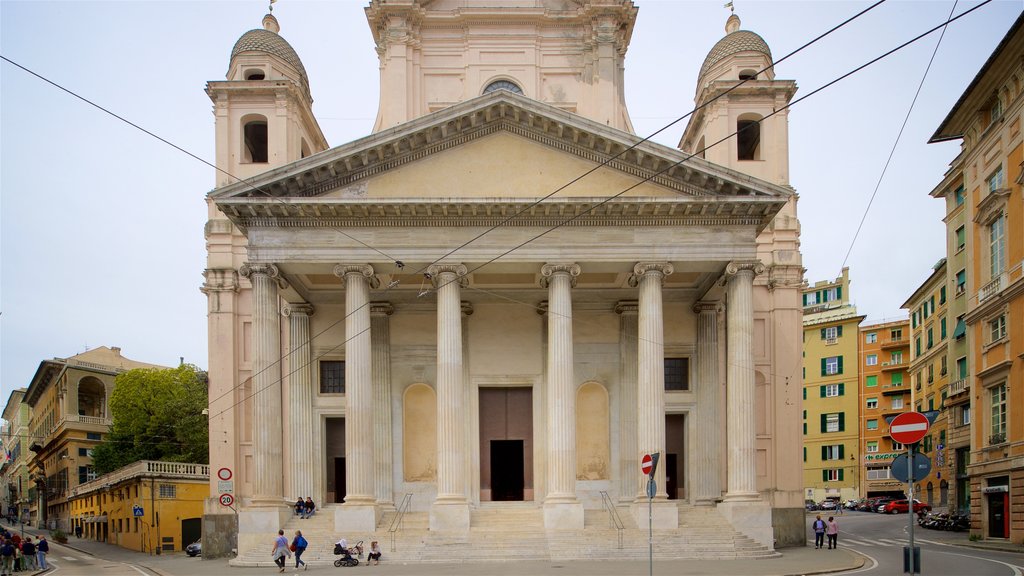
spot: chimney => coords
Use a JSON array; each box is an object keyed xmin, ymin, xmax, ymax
[{"xmin": 111, "ymin": 347, "xmax": 122, "ymax": 356}]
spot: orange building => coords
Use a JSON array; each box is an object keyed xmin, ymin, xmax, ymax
[{"xmin": 858, "ymin": 319, "xmax": 910, "ymax": 498}]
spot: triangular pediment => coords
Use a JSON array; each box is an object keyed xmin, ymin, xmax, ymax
[{"xmin": 212, "ymin": 91, "xmax": 790, "ymax": 231}]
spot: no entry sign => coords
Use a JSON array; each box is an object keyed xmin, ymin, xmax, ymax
[
  {"xmin": 641, "ymin": 454, "xmax": 653, "ymax": 475},
  {"xmin": 889, "ymin": 412, "xmax": 930, "ymax": 445}
]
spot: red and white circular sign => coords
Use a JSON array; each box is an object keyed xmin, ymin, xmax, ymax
[
  {"xmin": 219, "ymin": 493, "xmax": 234, "ymax": 507},
  {"xmin": 641, "ymin": 453, "xmax": 653, "ymax": 475},
  {"xmin": 889, "ymin": 412, "xmax": 930, "ymax": 445},
  {"xmin": 217, "ymin": 467, "xmax": 233, "ymax": 481}
]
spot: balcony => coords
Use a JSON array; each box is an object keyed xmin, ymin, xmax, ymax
[
  {"xmin": 948, "ymin": 378, "xmax": 969, "ymax": 397},
  {"xmin": 978, "ymin": 260, "xmax": 1022, "ymax": 305},
  {"xmin": 881, "ymin": 360, "xmax": 906, "ymax": 371},
  {"xmin": 879, "ymin": 338, "xmax": 909, "ymax": 350},
  {"xmin": 825, "ymin": 337, "xmax": 838, "ymax": 346},
  {"xmin": 71, "ymin": 460, "xmax": 209, "ymax": 497},
  {"xmin": 882, "ymin": 383, "xmax": 909, "ymax": 396}
]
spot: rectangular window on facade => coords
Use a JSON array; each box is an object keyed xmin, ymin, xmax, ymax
[
  {"xmin": 892, "ymin": 396, "xmax": 904, "ymax": 410},
  {"xmin": 892, "ymin": 441, "xmax": 904, "ymax": 451},
  {"xmin": 991, "ymin": 383, "xmax": 1007, "ymax": 442},
  {"xmin": 961, "ymin": 405, "xmax": 971, "ymax": 426},
  {"xmin": 954, "ymin": 184, "xmax": 965, "ymax": 206},
  {"xmin": 822, "ymin": 444, "xmax": 844, "ymax": 460},
  {"xmin": 866, "ymin": 375, "xmax": 878, "ymax": 387},
  {"xmin": 987, "ymin": 165, "xmax": 1005, "ymax": 193},
  {"xmin": 86, "ymin": 432, "xmax": 101, "ymax": 441},
  {"xmin": 989, "ymin": 315, "xmax": 1006, "ymax": 343},
  {"xmin": 319, "ymin": 360, "xmax": 345, "ymax": 394},
  {"xmin": 941, "ymin": 318, "xmax": 947, "ymax": 340},
  {"xmin": 866, "ymin": 398, "xmax": 878, "ymax": 409},
  {"xmin": 824, "ymin": 469, "xmax": 842, "ymax": 482},
  {"xmin": 866, "ymin": 419, "xmax": 878, "ymax": 430},
  {"xmin": 823, "ymin": 326, "xmax": 839, "ymax": 340},
  {"xmin": 159, "ymin": 484, "xmax": 177, "ymax": 499},
  {"xmin": 891, "ymin": 372, "xmax": 903, "ymax": 385},
  {"xmin": 916, "ymin": 337, "xmax": 921, "ymax": 356},
  {"xmin": 804, "ymin": 292, "xmax": 818, "ymax": 306},
  {"xmin": 867, "ymin": 467, "xmax": 891, "ymax": 480},
  {"xmin": 956, "ymin": 270, "xmax": 966, "ymax": 294},
  {"xmin": 822, "ymin": 383, "xmax": 843, "ymax": 398},
  {"xmin": 866, "ymin": 354, "xmax": 878, "ymax": 366},
  {"xmin": 990, "ymin": 213, "xmax": 1006, "ymax": 277},
  {"xmin": 955, "ymin": 225, "xmax": 966, "ymax": 252},
  {"xmin": 866, "ymin": 332, "xmax": 877, "ymax": 344},
  {"xmin": 823, "ymin": 413, "xmax": 842, "ymax": 433},
  {"xmin": 927, "ymin": 328, "xmax": 933, "ymax": 349},
  {"xmin": 823, "ymin": 356, "xmax": 842, "ymax": 375},
  {"xmin": 866, "ymin": 441, "xmax": 879, "ymax": 453},
  {"xmin": 927, "ymin": 363, "xmax": 934, "ymax": 383},
  {"xmin": 940, "ymin": 286, "xmax": 947, "ymax": 304},
  {"xmin": 891, "ymin": 328, "xmax": 902, "ymax": 340},
  {"xmin": 941, "ymin": 355, "xmax": 947, "ymax": 375},
  {"xmin": 664, "ymin": 358, "xmax": 690, "ymax": 391},
  {"xmin": 957, "ymin": 357, "xmax": 968, "ymax": 379}
]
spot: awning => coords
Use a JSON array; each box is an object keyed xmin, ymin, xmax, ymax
[{"xmin": 952, "ymin": 318, "xmax": 966, "ymax": 339}]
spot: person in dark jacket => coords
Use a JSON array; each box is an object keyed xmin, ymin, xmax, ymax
[
  {"xmin": 19, "ymin": 538, "xmax": 35, "ymax": 571},
  {"xmin": 34, "ymin": 537, "xmax": 48, "ymax": 571}
]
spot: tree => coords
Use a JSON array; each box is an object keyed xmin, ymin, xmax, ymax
[{"xmin": 92, "ymin": 364, "xmax": 209, "ymax": 474}]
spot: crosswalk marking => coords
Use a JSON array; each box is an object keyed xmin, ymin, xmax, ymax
[{"xmin": 62, "ymin": 555, "xmax": 80, "ymax": 560}]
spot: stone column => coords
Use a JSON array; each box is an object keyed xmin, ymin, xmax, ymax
[
  {"xmin": 541, "ymin": 263, "xmax": 584, "ymax": 529},
  {"xmin": 371, "ymin": 302, "xmax": 394, "ymax": 507},
  {"xmin": 429, "ymin": 264, "xmax": 470, "ymax": 532},
  {"xmin": 693, "ymin": 301, "xmax": 722, "ymax": 505},
  {"xmin": 724, "ymin": 261, "xmax": 764, "ymax": 501},
  {"xmin": 284, "ymin": 302, "xmax": 316, "ymax": 501},
  {"xmin": 630, "ymin": 262, "xmax": 678, "ymax": 528},
  {"xmin": 334, "ymin": 264, "xmax": 379, "ymax": 531},
  {"xmin": 239, "ymin": 263, "xmax": 285, "ymax": 505},
  {"xmin": 461, "ymin": 301, "xmax": 474, "ymax": 503},
  {"xmin": 616, "ymin": 301, "xmax": 639, "ymax": 504}
]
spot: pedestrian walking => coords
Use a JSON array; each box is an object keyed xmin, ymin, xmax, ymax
[
  {"xmin": 826, "ymin": 516, "xmax": 839, "ymax": 549},
  {"xmin": 35, "ymin": 536, "xmax": 48, "ymax": 570},
  {"xmin": 271, "ymin": 529, "xmax": 290, "ymax": 573},
  {"xmin": 292, "ymin": 530, "xmax": 308, "ymax": 570},
  {"xmin": 19, "ymin": 538, "xmax": 35, "ymax": 571},
  {"xmin": 811, "ymin": 514, "xmax": 826, "ymax": 549}
]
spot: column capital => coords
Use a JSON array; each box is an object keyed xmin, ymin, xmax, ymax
[
  {"xmin": 370, "ymin": 302, "xmax": 394, "ymax": 316},
  {"xmin": 427, "ymin": 264, "xmax": 468, "ymax": 289},
  {"xmin": 692, "ymin": 301, "xmax": 723, "ymax": 315},
  {"xmin": 282, "ymin": 302, "xmax": 314, "ymax": 317},
  {"xmin": 628, "ymin": 262, "xmax": 673, "ymax": 287},
  {"xmin": 240, "ymin": 262, "xmax": 279, "ymax": 280},
  {"xmin": 614, "ymin": 300, "xmax": 638, "ymax": 315},
  {"xmin": 540, "ymin": 263, "xmax": 581, "ymax": 288},
  {"xmin": 725, "ymin": 260, "xmax": 765, "ymax": 278},
  {"xmin": 334, "ymin": 264, "xmax": 380, "ymax": 289}
]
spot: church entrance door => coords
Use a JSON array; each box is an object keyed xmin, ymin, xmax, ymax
[{"xmin": 479, "ymin": 387, "xmax": 533, "ymax": 501}]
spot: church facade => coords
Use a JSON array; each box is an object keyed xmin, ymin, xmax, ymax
[{"xmin": 201, "ymin": 1, "xmax": 804, "ymax": 559}]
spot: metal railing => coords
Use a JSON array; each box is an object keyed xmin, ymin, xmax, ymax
[
  {"xmin": 978, "ymin": 260, "xmax": 1022, "ymax": 304},
  {"xmin": 948, "ymin": 379, "xmax": 968, "ymax": 397},
  {"xmin": 388, "ymin": 493, "xmax": 412, "ymax": 552},
  {"xmin": 599, "ymin": 490, "xmax": 624, "ymax": 549}
]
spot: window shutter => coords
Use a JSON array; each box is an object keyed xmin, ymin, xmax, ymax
[
  {"xmin": 839, "ymin": 383, "xmax": 845, "ymax": 396},
  {"xmin": 822, "ymin": 470, "xmax": 828, "ymax": 482},
  {"xmin": 836, "ymin": 286, "xmax": 842, "ymax": 299},
  {"xmin": 804, "ymin": 447, "xmax": 807, "ymax": 462},
  {"xmin": 837, "ymin": 356, "xmax": 844, "ymax": 374},
  {"xmin": 837, "ymin": 326, "xmax": 843, "ymax": 337},
  {"xmin": 838, "ymin": 412, "xmax": 845, "ymax": 431},
  {"xmin": 821, "ymin": 328, "xmax": 827, "ymax": 340},
  {"xmin": 839, "ymin": 444, "xmax": 845, "ymax": 460},
  {"xmin": 820, "ymin": 414, "xmax": 827, "ymax": 433},
  {"xmin": 820, "ymin": 386, "xmax": 826, "ymax": 398},
  {"xmin": 802, "ymin": 293, "xmax": 808, "ymax": 306},
  {"xmin": 821, "ymin": 446, "xmax": 828, "ymax": 460},
  {"xmin": 803, "ymin": 388, "xmax": 807, "ymax": 400},
  {"xmin": 839, "ymin": 469, "xmax": 844, "ymax": 481},
  {"xmin": 821, "ymin": 358, "xmax": 827, "ymax": 376}
]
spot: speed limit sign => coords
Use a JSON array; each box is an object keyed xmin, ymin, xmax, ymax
[{"xmin": 219, "ymin": 493, "xmax": 234, "ymax": 507}]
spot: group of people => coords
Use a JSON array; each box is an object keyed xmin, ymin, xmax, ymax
[
  {"xmin": 294, "ymin": 497, "xmax": 316, "ymax": 519},
  {"xmin": 811, "ymin": 515, "xmax": 839, "ymax": 549},
  {"xmin": 0, "ymin": 531, "xmax": 49, "ymax": 575},
  {"xmin": 271, "ymin": 530, "xmax": 382, "ymax": 571}
]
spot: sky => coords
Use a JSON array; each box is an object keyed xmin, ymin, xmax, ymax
[{"xmin": 1, "ymin": 0, "xmax": 1020, "ymax": 403}]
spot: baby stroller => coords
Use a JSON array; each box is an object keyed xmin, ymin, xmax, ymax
[{"xmin": 333, "ymin": 540, "xmax": 363, "ymax": 567}]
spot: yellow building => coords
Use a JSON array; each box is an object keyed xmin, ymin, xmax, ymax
[
  {"xmin": 1, "ymin": 389, "xmax": 32, "ymax": 522},
  {"xmin": 21, "ymin": 346, "xmax": 164, "ymax": 530},
  {"xmin": 69, "ymin": 461, "xmax": 208, "ymax": 553},
  {"xmin": 929, "ymin": 14, "xmax": 1023, "ymax": 543},
  {"xmin": 802, "ymin": 268, "xmax": 863, "ymax": 503},
  {"xmin": 858, "ymin": 319, "xmax": 910, "ymax": 498},
  {"xmin": 903, "ymin": 259, "xmax": 951, "ymax": 508}
]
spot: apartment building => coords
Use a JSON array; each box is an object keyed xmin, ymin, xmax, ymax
[
  {"xmin": 1, "ymin": 389, "xmax": 31, "ymax": 523},
  {"xmin": 928, "ymin": 14, "xmax": 1023, "ymax": 542},
  {"xmin": 903, "ymin": 259, "xmax": 951, "ymax": 509},
  {"xmin": 858, "ymin": 319, "xmax": 910, "ymax": 498},
  {"xmin": 802, "ymin": 268, "xmax": 864, "ymax": 503}
]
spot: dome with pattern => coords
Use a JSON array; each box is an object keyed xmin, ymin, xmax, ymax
[{"xmin": 230, "ymin": 14, "xmax": 310, "ymax": 94}]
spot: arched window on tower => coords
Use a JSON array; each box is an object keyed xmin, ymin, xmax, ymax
[
  {"xmin": 244, "ymin": 69, "xmax": 266, "ymax": 80},
  {"xmin": 738, "ymin": 69, "xmax": 758, "ymax": 81},
  {"xmin": 737, "ymin": 114, "xmax": 762, "ymax": 161},
  {"xmin": 242, "ymin": 115, "xmax": 269, "ymax": 163}
]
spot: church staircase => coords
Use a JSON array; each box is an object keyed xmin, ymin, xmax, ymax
[{"xmin": 230, "ymin": 502, "xmax": 776, "ymax": 567}]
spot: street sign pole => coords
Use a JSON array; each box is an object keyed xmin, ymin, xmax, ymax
[{"xmin": 904, "ymin": 442, "xmax": 920, "ymax": 575}]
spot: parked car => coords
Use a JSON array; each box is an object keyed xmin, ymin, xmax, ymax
[
  {"xmin": 883, "ymin": 499, "xmax": 931, "ymax": 514},
  {"xmin": 856, "ymin": 498, "xmax": 878, "ymax": 512},
  {"xmin": 805, "ymin": 499, "xmax": 819, "ymax": 511},
  {"xmin": 818, "ymin": 499, "xmax": 838, "ymax": 511},
  {"xmin": 843, "ymin": 499, "xmax": 861, "ymax": 510},
  {"xmin": 186, "ymin": 540, "xmax": 201, "ymax": 557},
  {"xmin": 874, "ymin": 497, "xmax": 897, "ymax": 512}
]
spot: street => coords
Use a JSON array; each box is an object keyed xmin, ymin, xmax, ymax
[{"xmin": 810, "ymin": 510, "xmax": 1024, "ymax": 576}]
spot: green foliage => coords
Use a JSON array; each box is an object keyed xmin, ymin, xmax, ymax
[
  {"xmin": 92, "ymin": 364, "xmax": 209, "ymax": 474},
  {"xmin": 52, "ymin": 529, "xmax": 67, "ymax": 543}
]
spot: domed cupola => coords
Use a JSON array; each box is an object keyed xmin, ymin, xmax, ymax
[
  {"xmin": 228, "ymin": 13, "xmax": 311, "ymax": 98},
  {"xmin": 697, "ymin": 13, "xmax": 774, "ymax": 88}
]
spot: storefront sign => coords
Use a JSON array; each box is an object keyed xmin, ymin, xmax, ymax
[
  {"xmin": 864, "ymin": 452, "xmax": 900, "ymax": 462},
  {"xmin": 982, "ymin": 485, "xmax": 1008, "ymax": 494}
]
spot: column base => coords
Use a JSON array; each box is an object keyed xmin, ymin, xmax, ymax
[
  {"xmin": 543, "ymin": 500, "xmax": 584, "ymax": 530},
  {"xmin": 335, "ymin": 503, "xmax": 379, "ymax": 533},
  {"xmin": 429, "ymin": 500, "xmax": 470, "ymax": 534},
  {"xmin": 717, "ymin": 499, "xmax": 773, "ymax": 549},
  {"xmin": 237, "ymin": 505, "xmax": 291, "ymax": 557},
  {"xmin": 631, "ymin": 499, "xmax": 679, "ymax": 529}
]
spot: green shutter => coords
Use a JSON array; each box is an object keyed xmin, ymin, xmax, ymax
[
  {"xmin": 804, "ymin": 447, "xmax": 807, "ymax": 461},
  {"xmin": 803, "ymin": 293, "xmax": 808, "ymax": 306},
  {"xmin": 837, "ymin": 325, "xmax": 843, "ymax": 337},
  {"xmin": 837, "ymin": 356, "xmax": 844, "ymax": 374},
  {"xmin": 818, "ymin": 290, "xmax": 824, "ymax": 303},
  {"xmin": 941, "ymin": 318, "xmax": 947, "ymax": 339},
  {"xmin": 821, "ymin": 358, "xmax": 827, "ymax": 376},
  {"xmin": 820, "ymin": 386, "xmax": 826, "ymax": 398},
  {"xmin": 839, "ymin": 469, "xmax": 844, "ymax": 481},
  {"xmin": 803, "ymin": 422, "xmax": 807, "ymax": 435},
  {"xmin": 839, "ymin": 444, "xmax": 845, "ymax": 460},
  {"xmin": 839, "ymin": 383, "xmax": 845, "ymax": 396},
  {"xmin": 821, "ymin": 446, "xmax": 828, "ymax": 460},
  {"xmin": 837, "ymin": 286, "xmax": 842, "ymax": 299},
  {"xmin": 838, "ymin": 412, "xmax": 845, "ymax": 431},
  {"xmin": 822, "ymin": 470, "xmax": 828, "ymax": 482},
  {"xmin": 820, "ymin": 414, "xmax": 827, "ymax": 433},
  {"xmin": 866, "ymin": 375, "xmax": 877, "ymax": 387},
  {"xmin": 803, "ymin": 388, "xmax": 807, "ymax": 400},
  {"xmin": 821, "ymin": 328, "xmax": 827, "ymax": 340}
]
